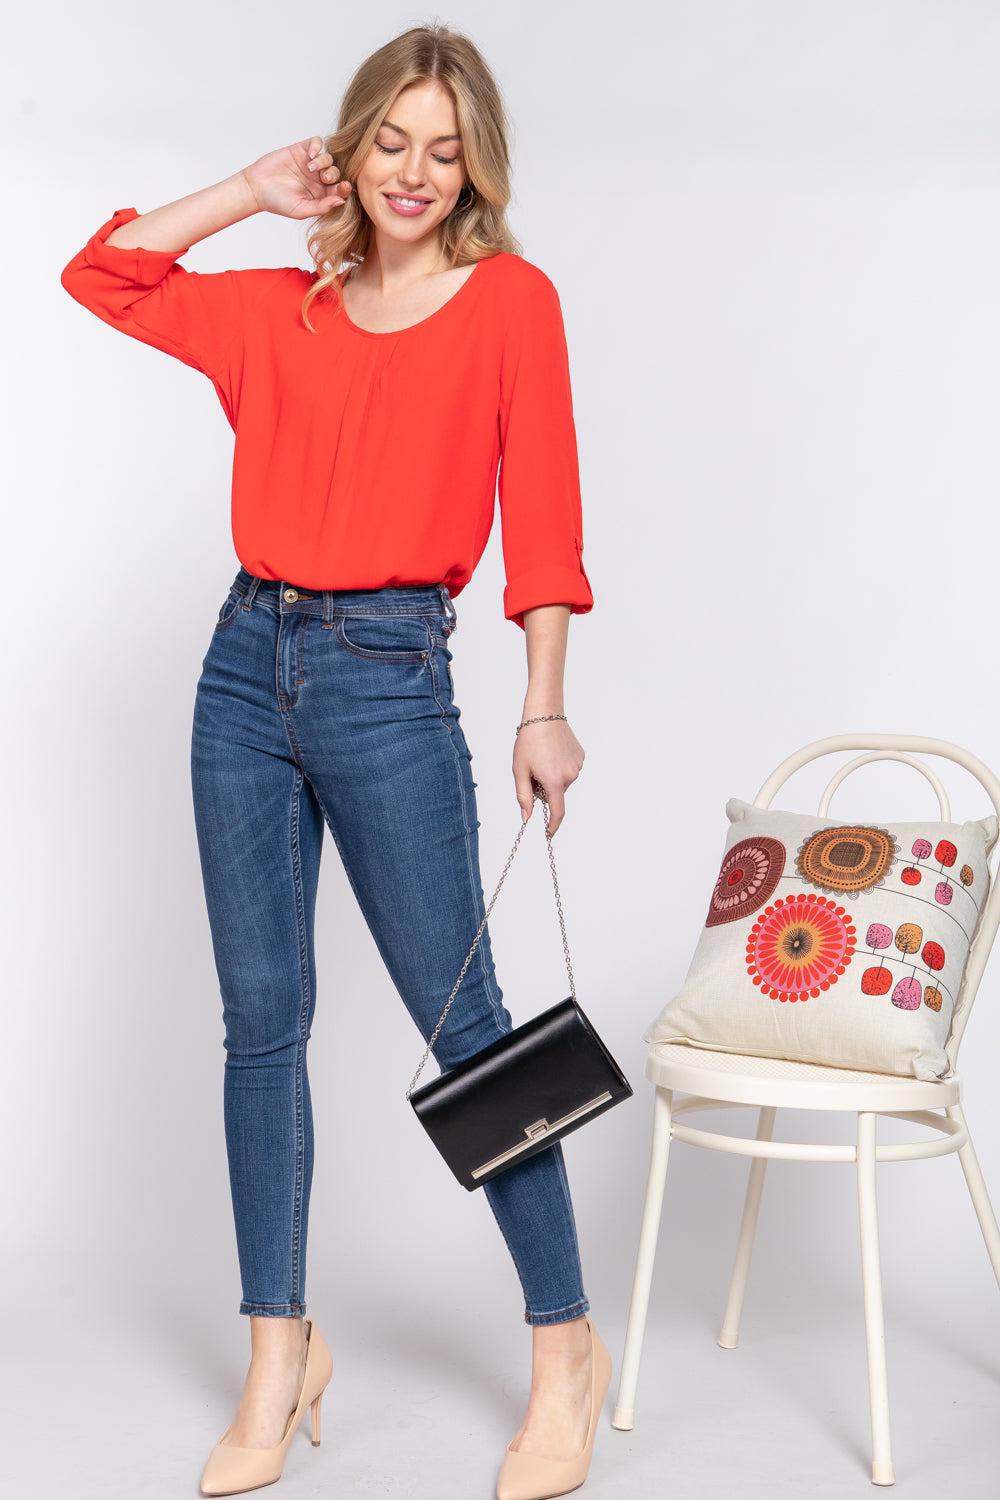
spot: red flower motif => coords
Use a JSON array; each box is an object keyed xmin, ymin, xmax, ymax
[
  {"xmin": 922, "ymin": 940, "xmax": 946, "ymax": 972},
  {"xmin": 862, "ymin": 966, "xmax": 893, "ymax": 995},
  {"xmin": 935, "ymin": 840, "xmax": 957, "ymax": 869},
  {"xmin": 746, "ymin": 893, "xmax": 856, "ymax": 1003}
]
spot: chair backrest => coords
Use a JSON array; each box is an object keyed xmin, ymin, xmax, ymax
[{"xmin": 752, "ymin": 734, "xmax": 1000, "ymax": 1071}]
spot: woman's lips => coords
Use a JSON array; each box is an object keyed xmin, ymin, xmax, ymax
[{"xmin": 383, "ymin": 193, "xmax": 433, "ymax": 217}]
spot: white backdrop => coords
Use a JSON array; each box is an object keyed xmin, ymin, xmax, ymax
[{"xmin": 7, "ymin": 2, "xmax": 1000, "ymax": 1494}]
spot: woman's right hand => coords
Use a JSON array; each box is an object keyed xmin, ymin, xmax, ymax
[{"xmin": 241, "ymin": 137, "xmax": 353, "ymax": 220}]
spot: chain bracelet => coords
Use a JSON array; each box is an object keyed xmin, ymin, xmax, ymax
[
  {"xmin": 515, "ymin": 713, "xmax": 568, "ymax": 735},
  {"xmin": 404, "ymin": 781, "xmax": 577, "ymax": 1100}
]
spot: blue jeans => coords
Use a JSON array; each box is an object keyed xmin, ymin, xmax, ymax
[{"xmin": 190, "ymin": 566, "xmax": 590, "ymax": 1327}]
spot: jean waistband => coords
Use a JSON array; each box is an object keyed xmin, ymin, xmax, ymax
[{"xmin": 229, "ymin": 567, "xmax": 458, "ymax": 631}]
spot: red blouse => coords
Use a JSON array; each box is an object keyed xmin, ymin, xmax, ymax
[{"xmin": 60, "ymin": 207, "xmax": 594, "ymax": 630}]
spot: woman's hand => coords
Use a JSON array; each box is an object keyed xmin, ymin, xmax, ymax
[
  {"xmin": 513, "ymin": 718, "xmax": 585, "ymax": 836},
  {"xmin": 241, "ymin": 137, "xmax": 353, "ymax": 220}
]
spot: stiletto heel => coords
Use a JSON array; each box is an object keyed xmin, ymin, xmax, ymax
[
  {"xmin": 199, "ymin": 1318, "xmax": 334, "ymax": 1496},
  {"xmin": 495, "ymin": 1317, "xmax": 612, "ymax": 1500}
]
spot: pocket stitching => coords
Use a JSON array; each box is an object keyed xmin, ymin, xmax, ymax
[
  {"xmin": 213, "ymin": 590, "xmax": 243, "ymax": 632},
  {"xmin": 334, "ymin": 613, "xmax": 431, "ymax": 663}
]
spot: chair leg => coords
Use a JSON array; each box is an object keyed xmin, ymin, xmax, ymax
[
  {"xmin": 612, "ymin": 1086, "xmax": 673, "ymax": 1431},
  {"xmin": 718, "ymin": 1105, "xmax": 777, "ymax": 1349},
  {"xmin": 857, "ymin": 1111, "xmax": 894, "ymax": 1486},
  {"xmin": 947, "ymin": 1101, "xmax": 1000, "ymax": 1291}
]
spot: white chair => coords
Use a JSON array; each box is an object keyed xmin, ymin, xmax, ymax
[{"xmin": 613, "ymin": 734, "xmax": 1000, "ymax": 1487}]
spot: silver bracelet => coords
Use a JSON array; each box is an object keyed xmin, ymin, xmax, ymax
[{"xmin": 515, "ymin": 713, "xmax": 568, "ymax": 735}]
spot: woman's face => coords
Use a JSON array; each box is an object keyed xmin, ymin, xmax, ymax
[{"xmin": 356, "ymin": 79, "xmax": 468, "ymax": 246}]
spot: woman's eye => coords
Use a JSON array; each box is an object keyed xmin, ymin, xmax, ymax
[{"xmin": 374, "ymin": 142, "xmax": 459, "ymax": 166}]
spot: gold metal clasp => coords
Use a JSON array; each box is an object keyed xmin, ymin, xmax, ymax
[{"xmin": 470, "ymin": 1092, "xmax": 613, "ymax": 1179}]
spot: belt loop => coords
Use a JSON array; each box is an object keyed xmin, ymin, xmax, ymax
[
  {"xmin": 242, "ymin": 574, "xmax": 262, "ymax": 611},
  {"xmin": 437, "ymin": 583, "xmax": 457, "ymax": 636},
  {"xmin": 322, "ymin": 587, "xmax": 334, "ymax": 630}
]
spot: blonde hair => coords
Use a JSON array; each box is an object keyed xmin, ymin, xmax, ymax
[{"xmin": 301, "ymin": 21, "xmax": 522, "ymax": 332}]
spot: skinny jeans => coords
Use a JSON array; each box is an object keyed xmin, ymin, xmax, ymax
[{"xmin": 190, "ymin": 566, "xmax": 590, "ymax": 1325}]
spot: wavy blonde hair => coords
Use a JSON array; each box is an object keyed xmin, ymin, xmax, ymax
[{"xmin": 300, "ymin": 21, "xmax": 522, "ymax": 332}]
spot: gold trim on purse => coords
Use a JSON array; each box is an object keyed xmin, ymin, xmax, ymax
[{"xmin": 471, "ymin": 1090, "xmax": 612, "ymax": 1178}]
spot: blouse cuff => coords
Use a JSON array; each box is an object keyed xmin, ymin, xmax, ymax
[
  {"xmin": 82, "ymin": 207, "xmax": 191, "ymax": 285},
  {"xmin": 503, "ymin": 563, "xmax": 594, "ymax": 631}
]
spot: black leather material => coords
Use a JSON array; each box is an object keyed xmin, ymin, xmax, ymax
[{"xmin": 409, "ymin": 997, "xmax": 633, "ymax": 1190}]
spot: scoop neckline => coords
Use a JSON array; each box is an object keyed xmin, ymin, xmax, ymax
[{"xmin": 335, "ymin": 256, "xmax": 488, "ymax": 338}]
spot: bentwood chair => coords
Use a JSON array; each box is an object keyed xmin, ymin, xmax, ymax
[{"xmin": 613, "ymin": 735, "xmax": 1000, "ymax": 1486}]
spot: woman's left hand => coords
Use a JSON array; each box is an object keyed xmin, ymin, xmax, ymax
[{"xmin": 513, "ymin": 717, "xmax": 585, "ymax": 835}]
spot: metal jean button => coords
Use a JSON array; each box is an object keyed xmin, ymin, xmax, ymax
[{"xmin": 283, "ymin": 588, "xmax": 299, "ymax": 603}]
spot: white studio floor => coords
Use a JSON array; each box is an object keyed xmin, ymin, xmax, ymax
[{"xmin": 9, "ymin": 1254, "xmax": 998, "ymax": 1499}]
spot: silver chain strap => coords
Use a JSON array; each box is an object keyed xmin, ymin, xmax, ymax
[{"xmin": 405, "ymin": 781, "xmax": 577, "ymax": 1100}]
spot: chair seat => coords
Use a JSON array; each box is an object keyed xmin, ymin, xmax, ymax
[{"xmin": 646, "ymin": 1039, "xmax": 961, "ymax": 1113}]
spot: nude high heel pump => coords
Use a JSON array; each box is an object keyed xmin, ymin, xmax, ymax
[
  {"xmin": 495, "ymin": 1317, "xmax": 612, "ymax": 1500},
  {"xmin": 199, "ymin": 1318, "xmax": 333, "ymax": 1497}
]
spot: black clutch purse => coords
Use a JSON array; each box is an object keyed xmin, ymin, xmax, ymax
[{"xmin": 406, "ymin": 784, "xmax": 633, "ymax": 1190}]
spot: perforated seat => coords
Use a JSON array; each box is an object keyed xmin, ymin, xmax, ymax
[{"xmin": 646, "ymin": 1038, "xmax": 961, "ymax": 1113}]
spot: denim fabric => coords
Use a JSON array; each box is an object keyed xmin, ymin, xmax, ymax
[{"xmin": 190, "ymin": 566, "xmax": 590, "ymax": 1326}]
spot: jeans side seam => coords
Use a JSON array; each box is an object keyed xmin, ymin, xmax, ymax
[
  {"xmin": 552, "ymin": 1141, "xmax": 584, "ymax": 1268},
  {"xmin": 289, "ymin": 765, "xmax": 310, "ymax": 1309},
  {"xmin": 427, "ymin": 649, "xmax": 507, "ymax": 1040}
]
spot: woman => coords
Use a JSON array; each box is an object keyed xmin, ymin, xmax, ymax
[{"xmin": 61, "ymin": 21, "xmax": 608, "ymax": 1500}]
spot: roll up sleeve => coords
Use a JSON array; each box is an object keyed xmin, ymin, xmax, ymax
[
  {"xmin": 496, "ymin": 270, "xmax": 594, "ymax": 630},
  {"xmin": 59, "ymin": 206, "xmax": 281, "ymax": 425}
]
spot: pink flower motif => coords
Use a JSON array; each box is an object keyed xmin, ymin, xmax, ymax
[
  {"xmin": 892, "ymin": 977, "xmax": 922, "ymax": 1010},
  {"xmin": 912, "ymin": 838, "xmax": 932, "ymax": 859},
  {"xmin": 866, "ymin": 922, "xmax": 893, "ymax": 950},
  {"xmin": 935, "ymin": 881, "xmax": 953, "ymax": 907}
]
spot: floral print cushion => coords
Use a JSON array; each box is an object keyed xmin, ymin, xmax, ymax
[{"xmin": 643, "ymin": 798, "xmax": 999, "ymax": 1081}]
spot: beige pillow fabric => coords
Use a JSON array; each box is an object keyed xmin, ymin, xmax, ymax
[{"xmin": 643, "ymin": 798, "xmax": 998, "ymax": 1081}]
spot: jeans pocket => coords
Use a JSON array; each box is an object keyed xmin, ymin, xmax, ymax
[
  {"xmin": 334, "ymin": 612, "xmax": 431, "ymax": 663},
  {"xmin": 214, "ymin": 588, "xmax": 243, "ymax": 632}
]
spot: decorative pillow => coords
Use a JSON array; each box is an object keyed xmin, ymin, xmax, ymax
[{"xmin": 643, "ymin": 798, "xmax": 998, "ymax": 1081}]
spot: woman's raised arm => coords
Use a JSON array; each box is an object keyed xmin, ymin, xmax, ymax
[
  {"xmin": 59, "ymin": 140, "xmax": 352, "ymax": 394},
  {"xmin": 101, "ymin": 137, "xmax": 353, "ymax": 255},
  {"xmin": 100, "ymin": 170, "xmax": 260, "ymax": 255}
]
